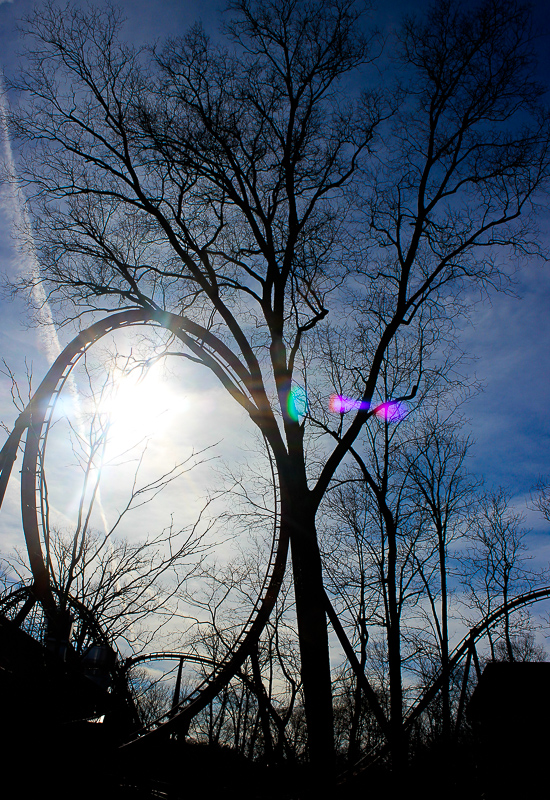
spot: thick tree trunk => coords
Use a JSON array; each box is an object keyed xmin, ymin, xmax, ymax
[{"xmin": 281, "ymin": 478, "xmax": 334, "ymax": 776}]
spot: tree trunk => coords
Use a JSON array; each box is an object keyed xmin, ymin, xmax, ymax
[
  {"xmin": 348, "ymin": 577, "xmax": 368, "ymax": 764},
  {"xmin": 439, "ymin": 532, "xmax": 450, "ymax": 742},
  {"xmin": 250, "ymin": 644, "xmax": 274, "ymax": 763},
  {"xmin": 386, "ymin": 517, "xmax": 406, "ymax": 772},
  {"xmin": 282, "ymin": 479, "xmax": 335, "ymax": 777}
]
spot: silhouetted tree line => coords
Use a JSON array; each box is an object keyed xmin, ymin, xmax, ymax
[
  {"xmin": 2, "ymin": 0, "xmax": 550, "ymax": 790},
  {"xmin": 138, "ymin": 415, "xmax": 547, "ymax": 775}
]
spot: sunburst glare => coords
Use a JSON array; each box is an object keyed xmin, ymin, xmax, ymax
[{"xmin": 97, "ymin": 361, "xmax": 188, "ymax": 460}]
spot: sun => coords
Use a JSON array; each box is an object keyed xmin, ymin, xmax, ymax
[{"xmin": 98, "ymin": 361, "xmax": 187, "ymax": 459}]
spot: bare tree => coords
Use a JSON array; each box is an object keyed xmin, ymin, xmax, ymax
[
  {"xmin": 460, "ymin": 488, "xmax": 543, "ymax": 662},
  {"xmin": 403, "ymin": 417, "xmax": 477, "ymax": 741},
  {"xmin": 532, "ymin": 477, "xmax": 550, "ymax": 523},
  {"xmin": 1, "ymin": 357, "xmax": 215, "ymax": 653},
  {"xmin": 6, "ymin": 0, "xmax": 549, "ymax": 770},
  {"xmin": 321, "ymin": 412, "xmax": 448, "ymax": 767},
  {"xmin": 130, "ymin": 667, "xmax": 175, "ymax": 726},
  {"xmin": 183, "ymin": 526, "xmax": 305, "ymax": 762}
]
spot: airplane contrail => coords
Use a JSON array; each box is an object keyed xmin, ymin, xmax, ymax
[
  {"xmin": 1, "ymin": 74, "xmax": 165, "ymax": 646},
  {"xmin": 0, "ymin": 73, "xmax": 113, "ymax": 539},
  {"xmin": 0, "ymin": 73, "xmax": 63, "ymax": 367}
]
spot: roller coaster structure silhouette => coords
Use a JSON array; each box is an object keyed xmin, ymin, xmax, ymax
[{"xmin": 1, "ymin": 308, "xmax": 548, "ymax": 762}]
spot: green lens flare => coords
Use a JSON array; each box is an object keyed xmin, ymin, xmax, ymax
[{"xmin": 287, "ymin": 386, "xmax": 308, "ymax": 422}]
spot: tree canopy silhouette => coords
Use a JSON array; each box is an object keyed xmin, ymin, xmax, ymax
[{"xmin": 7, "ymin": 0, "xmax": 550, "ymax": 771}]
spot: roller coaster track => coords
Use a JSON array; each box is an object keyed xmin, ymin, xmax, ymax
[
  {"xmin": 125, "ymin": 652, "xmax": 285, "ymax": 731},
  {"xmin": 0, "ymin": 584, "xmax": 113, "ymax": 649},
  {"xmin": 0, "ymin": 309, "xmax": 288, "ymax": 745},
  {"xmin": 342, "ymin": 585, "xmax": 550, "ymax": 779},
  {"xmin": 404, "ymin": 584, "xmax": 550, "ymax": 729},
  {"xmin": 2, "ymin": 307, "xmax": 548, "ymax": 763},
  {"xmin": 124, "ymin": 650, "xmax": 296, "ymax": 759}
]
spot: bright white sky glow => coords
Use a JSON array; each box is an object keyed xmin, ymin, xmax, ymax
[{"xmin": 97, "ymin": 361, "xmax": 189, "ymax": 462}]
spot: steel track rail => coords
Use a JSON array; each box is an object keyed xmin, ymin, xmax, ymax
[
  {"xmin": 125, "ymin": 651, "xmax": 268, "ymax": 705},
  {"xmin": 0, "ymin": 309, "xmax": 288, "ymax": 746},
  {"xmin": 403, "ymin": 585, "xmax": 550, "ymax": 729},
  {"xmin": 342, "ymin": 585, "xmax": 550, "ymax": 780}
]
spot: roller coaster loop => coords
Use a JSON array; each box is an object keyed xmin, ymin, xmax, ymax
[
  {"xmin": 1, "ymin": 308, "xmax": 549, "ymax": 756},
  {"xmin": 0, "ymin": 308, "xmax": 288, "ymax": 744}
]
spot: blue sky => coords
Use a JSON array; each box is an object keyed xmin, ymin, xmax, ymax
[{"xmin": 1, "ymin": 0, "xmax": 550, "ymax": 567}]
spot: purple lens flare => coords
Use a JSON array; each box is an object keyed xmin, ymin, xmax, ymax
[
  {"xmin": 329, "ymin": 394, "xmax": 408, "ymax": 422},
  {"xmin": 329, "ymin": 395, "xmax": 370, "ymax": 413}
]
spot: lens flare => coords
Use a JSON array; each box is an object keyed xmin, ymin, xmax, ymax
[
  {"xmin": 373, "ymin": 401, "xmax": 408, "ymax": 422},
  {"xmin": 329, "ymin": 395, "xmax": 370, "ymax": 414},
  {"xmin": 328, "ymin": 395, "xmax": 408, "ymax": 423},
  {"xmin": 287, "ymin": 386, "xmax": 308, "ymax": 422}
]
